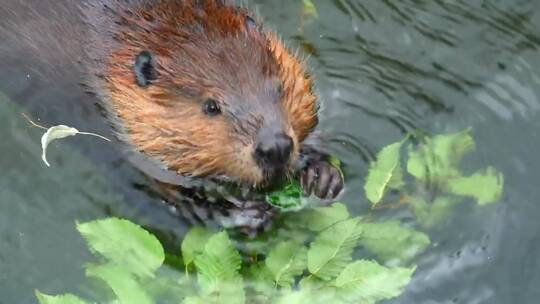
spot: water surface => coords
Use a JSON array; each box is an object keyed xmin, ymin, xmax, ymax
[{"xmin": 1, "ymin": 1, "xmax": 540, "ymax": 303}]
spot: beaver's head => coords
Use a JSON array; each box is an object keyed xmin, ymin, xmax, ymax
[{"xmin": 99, "ymin": 0, "xmax": 318, "ymax": 187}]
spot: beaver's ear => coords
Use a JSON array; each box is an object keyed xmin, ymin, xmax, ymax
[{"xmin": 134, "ymin": 51, "xmax": 158, "ymax": 87}]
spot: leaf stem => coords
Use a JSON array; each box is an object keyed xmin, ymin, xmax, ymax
[
  {"xmin": 21, "ymin": 113, "xmax": 48, "ymax": 130},
  {"xmin": 78, "ymin": 132, "xmax": 112, "ymax": 142}
]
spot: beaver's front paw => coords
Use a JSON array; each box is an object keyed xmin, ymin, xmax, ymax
[
  {"xmin": 214, "ymin": 201, "xmax": 275, "ymax": 237},
  {"xmin": 300, "ymin": 160, "xmax": 344, "ymax": 200}
]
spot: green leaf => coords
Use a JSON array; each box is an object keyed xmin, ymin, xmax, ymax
[
  {"xmin": 86, "ymin": 264, "xmax": 153, "ymax": 304},
  {"xmin": 358, "ymin": 221, "xmax": 430, "ymax": 265},
  {"xmin": 145, "ymin": 270, "xmax": 195, "ymax": 302},
  {"xmin": 35, "ymin": 291, "xmax": 88, "ymax": 304},
  {"xmin": 295, "ymin": 203, "xmax": 350, "ymax": 232},
  {"xmin": 302, "ymin": 0, "xmax": 319, "ymax": 19},
  {"xmin": 365, "ymin": 141, "xmax": 405, "ymax": 206},
  {"xmin": 447, "ymin": 167, "xmax": 504, "ymax": 205},
  {"xmin": 266, "ymin": 181, "xmax": 308, "ymax": 211},
  {"xmin": 329, "ymin": 155, "xmax": 345, "ymax": 181},
  {"xmin": 299, "ymin": 275, "xmax": 327, "ymax": 291},
  {"xmin": 76, "ymin": 218, "xmax": 165, "ymax": 279},
  {"xmin": 266, "ymin": 241, "xmax": 308, "ymax": 287},
  {"xmin": 181, "ymin": 227, "xmax": 213, "ymax": 269},
  {"xmin": 277, "ymin": 290, "xmax": 343, "ymax": 304},
  {"xmin": 194, "ymin": 232, "xmax": 245, "ymax": 304},
  {"xmin": 247, "ymin": 263, "xmax": 275, "ymax": 297},
  {"xmin": 276, "ymin": 290, "xmax": 311, "ymax": 304},
  {"xmin": 291, "ymin": 281, "xmax": 341, "ymax": 304},
  {"xmin": 410, "ymin": 196, "xmax": 461, "ymax": 229},
  {"xmin": 308, "ymin": 218, "xmax": 363, "ymax": 280},
  {"xmin": 334, "ymin": 260, "xmax": 415, "ymax": 303},
  {"xmin": 183, "ymin": 296, "xmax": 207, "ymax": 304},
  {"xmin": 407, "ymin": 129, "xmax": 475, "ymax": 182}
]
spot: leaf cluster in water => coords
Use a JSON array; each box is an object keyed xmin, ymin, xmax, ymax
[
  {"xmin": 36, "ymin": 129, "xmax": 504, "ymax": 304},
  {"xmin": 36, "ymin": 210, "xmax": 419, "ymax": 304},
  {"xmin": 365, "ymin": 129, "xmax": 504, "ymax": 228}
]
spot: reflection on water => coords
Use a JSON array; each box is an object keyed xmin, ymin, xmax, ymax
[{"xmin": 1, "ymin": 0, "xmax": 540, "ymax": 303}]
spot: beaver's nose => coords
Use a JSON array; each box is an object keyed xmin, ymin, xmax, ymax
[{"xmin": 254, "ymin": 132, "xmax": 293, "ymax": 166}]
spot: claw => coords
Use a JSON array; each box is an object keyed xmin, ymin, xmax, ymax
[
  {"xmin": 327, "ymin": 169, "xmax": 344, "ymax": 199},
  {"xmin": 301, "ymin": 160, "xmax": 344, "ymax": 200},
  {"xmin": 316, "ymin": 164, "xmax": 332, "ymax": 198},
  {"xmin": 301, "ymin": 165, "xmax": 318, "ymax": 195}
]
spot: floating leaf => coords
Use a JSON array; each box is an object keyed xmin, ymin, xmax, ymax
[
  {"xmin": 194, "ymin": 232, "xmax": 245, "ymax": 304},
  {"xmin": 266, "ymin": 241, "xmax": 308, "ymax": 287},
  {"xmin": 76, "ymin": 218, "xmax": 164, "ymax": 279},
  {"xmin": 308, "ymin": 218, "xmax": 363, "ymax": 280},
  {"xmin": 266, "ymin": 181, "xmax": 307, "ymax": 211},
  {"xmin": 407, "ymin": 129, "xmax": 475, "ymax": 182},
  {"xmin": 447, "ymin": 167, "xmax": 504, "ymax": 205},
  {"xmin": 334, "ymin": 260, "xmax": 415, "ymax": 304},
  {"xmin": 181, "ymin": 227, "xmax": 213, "ymax": 269},
  {"xmin": 295, "ymin": 203, "xmax": 350, "ymax": 232},
  {"xmin": 358, "ymin": 221, "xmax": 430, "ymax": 265},
  {"xmin": 365, "ymin": 141, "xmax": 405, "ymax": 206},
  {"xmin": 302, "ymin": 0, "xmax": 319, "ymax": 19},
  {"xmin": 41, "ymin": 125, "xmax": 110, "ymax": 167},
  {"xmin": 35, "ymin": 291, "xmax": 87, "ymax": 304},
  {"xmin": 86, "ymin": 264, "xmax": 152, "ymax": 304}
]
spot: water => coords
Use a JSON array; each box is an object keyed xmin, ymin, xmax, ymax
[{"xmin": 1, "ymin": 0, "xmax": 540, "ymax": 303}]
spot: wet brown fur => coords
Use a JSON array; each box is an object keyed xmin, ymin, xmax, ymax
[{"xmin": 0, "ymin": 0, "xmax": 319, "ymax": 187}]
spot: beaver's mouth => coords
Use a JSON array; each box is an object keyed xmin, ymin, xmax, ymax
[{"xmin": 258, "ymin": 163, "xmax": 292, "ymax": 187}]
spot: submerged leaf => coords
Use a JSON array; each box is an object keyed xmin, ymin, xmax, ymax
[
  {"xmin": 447, "ymin": 167, "xmax": 504, "ymax": 205},
  {"xmin": 266, "ymin": 241, "xmax": 308, "ymax": 287},
  {"xmin": 181, "ymin": 227, "xmax": 213, "ymax": 269},
  {"xmin": 41, "ymin": 125, "xmax": 110, "ymax": 167},
  {"xmin": 365, "ymin": 141, "xmax": 405, "ymax": 206},
  {"xmin": 302, "ymin": 0, "xmax": 318, "ymax": 19},
  {"xmin": 276, "ymin": 290, "xmax": 311, "ymax": 304},
  {"xmin": 86, "ymin": 264, "xmax": 152, "ymax": 304},
  {"xmin": 194, "ymin": 232, "xmax": 245, "ymax": 304},
  {"xmin": 407, "ymin": 129, "xmax": 475, "ymax": 182},
  {"xmin": 276, "ymin": 290, "xmax": 341, "ymax": 304},
  {"xmin": 76, "ymin": 218, "xmax": 164, "ymax": 279},
  {"xmin": 410, "ymin": 196, "xmax": 461, "ymax": 229},
  {"xmin": 308, "ymin": 218, "xmax": 363, "ymax": 280},
  {"xmin": 334, "ymin": 260, "xmax": 415, "ymax": 304},
  {"xmin": 35, "ymin": 291, "xmax": 88, "ymax": 304},
  {"xmin": 358, "ymin": 221, "xmax": 430, "ymax": 265},
  {"xmin": 266, "ymin": 181, "xmax": 307, "ymax": 211},
  {"xmin": 247, "ymin": 263, "xmax": 275, "ymax": 297}
]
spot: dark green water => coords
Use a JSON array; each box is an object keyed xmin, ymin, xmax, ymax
[{"xmin": 1, "ymin": 1, "xmax": 540, "ymax": 303}]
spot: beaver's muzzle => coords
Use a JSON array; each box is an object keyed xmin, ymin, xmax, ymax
[{"xmin": 253, "ymin": 128, "xmax": 293, "ymax": 169}]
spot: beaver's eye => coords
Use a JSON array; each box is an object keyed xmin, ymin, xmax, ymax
[{"xmin": 203, "ymin": 99, "xmax": 221, "ymax": 116}]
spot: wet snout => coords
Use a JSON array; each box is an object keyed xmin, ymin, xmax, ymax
[{"xmin": 254, "ymin": 127, "xmax": 294, "ymax": 168}]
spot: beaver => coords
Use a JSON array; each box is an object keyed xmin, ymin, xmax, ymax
[{"xmin": 0, "ymin": 0, "xmax": 343, "ymax": 232}]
